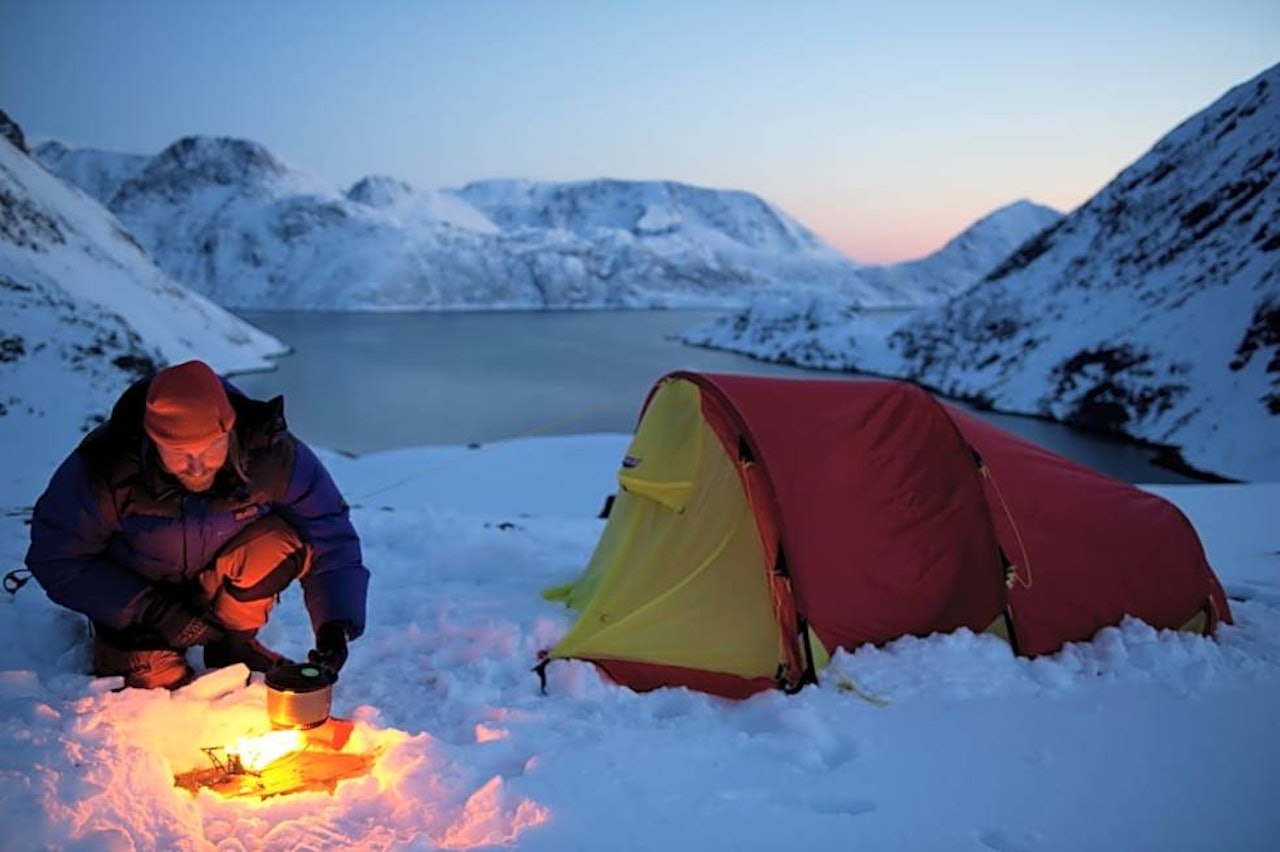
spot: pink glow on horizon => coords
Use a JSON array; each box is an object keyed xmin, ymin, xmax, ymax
[
  {"xmin": 790, "ymin": 190, "xmax": 1024, "ymax": 266},
  {"xmin": 810, "ymin": 214, "xmax": 971, "ymax": 266},
  {"xmin": 827, "ymin": 231, "xmax": 939, "ymax": 265}
]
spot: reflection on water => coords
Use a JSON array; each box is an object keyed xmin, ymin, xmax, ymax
[{"xmin": 232, "ymin": 310, "xmax": 1201, "ymax": 485}]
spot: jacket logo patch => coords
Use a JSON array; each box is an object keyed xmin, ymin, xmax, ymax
[{"xmin": 234, "ymin": 504, "xmax": 262, "ymax": 521}]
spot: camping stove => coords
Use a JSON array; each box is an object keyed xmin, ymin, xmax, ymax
[{"xmin": 264, "ymin": 663, "xmax": 335, "ymax": 729}]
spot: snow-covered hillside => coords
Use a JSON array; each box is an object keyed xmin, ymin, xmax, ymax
[
  {"xmin": 0, "ymin": 117, "xmax": 285, "ymax": 500},
  {"xmin": 686, "ymin": 63, "xmax": 1280, "ymax": 482},
  {"xmin": 845, "ymin": 199, "xmax": 1063, "ymax": 305},
  {"xmin": 30, "ymin": 139, "xmax": 149, "ymax": 207},
  {"xmin": 37, "ymin": 134, "xmax": 1049, "ymax": 312},
  {"xmin": 457, "ymin": 177, "xmax": 842, "ymax": 256},
  {"xmin": 346, "ymin": 174, "xmax": 500, "ymax": 234}
]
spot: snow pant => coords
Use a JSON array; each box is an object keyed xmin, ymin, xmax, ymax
[{"xmin": 91, "ymin": 515, "xmax": 312, "ymax": 689}]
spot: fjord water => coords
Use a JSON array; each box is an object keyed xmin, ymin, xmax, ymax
[{"xmin": 232, "ymin": 310, "xmax": 1201, "ymax": 485}]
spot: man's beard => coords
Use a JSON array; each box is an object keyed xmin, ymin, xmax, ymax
[{"xmin": 176, "ymin": 470, "xmax": 218, "ymax": 493}]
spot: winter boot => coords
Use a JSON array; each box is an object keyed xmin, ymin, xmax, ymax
[
  {"xmin": 203, "ymin": 629, "xmax": 290, "ymax": 673},
  {"xmin": 93, "ymin": 635, "xmax": 194, "ymax": 690},
  {"xmin": 92, "ymin": 620, "xmax": 195, "ymax": 690}
]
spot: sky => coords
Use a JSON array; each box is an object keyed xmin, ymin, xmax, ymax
[
  {"xmin": 2, "ymin": 1, "xmax": 1277, "ymax": 264},
  {"xmin": 2, "ymin": 431, "xmax": 1279, "ymax": 848}
]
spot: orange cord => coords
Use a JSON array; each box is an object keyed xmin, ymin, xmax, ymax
[{"xmin": 981, "ymin": 465, "xmax": 1033, "ymax": 591}]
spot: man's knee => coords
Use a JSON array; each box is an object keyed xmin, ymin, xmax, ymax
[
  {"xmin": 203, "ymin": 515, "xmax": 311, "ymax": 630},
  {"xmin": 210, "ymin": 515, "xmax": 312, "ymax": 599}
]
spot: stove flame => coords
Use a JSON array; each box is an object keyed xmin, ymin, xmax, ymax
[{"xmin": 226, "ymin": 729, "xmax": 306, "ymax": 773}]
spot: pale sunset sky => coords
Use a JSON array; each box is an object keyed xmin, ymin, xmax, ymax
[{"xmin": 2, "ymin": 0, "xmax": 1276, "ymax": 263}]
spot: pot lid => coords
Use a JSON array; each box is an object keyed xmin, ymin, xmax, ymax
[{"xmin": 265, "ymin": 662, "xmax": 335, "ymax": 693}]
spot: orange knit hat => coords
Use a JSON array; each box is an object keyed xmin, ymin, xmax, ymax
[{"xmin": 143, "ymin": 360, "xmax": 236, "ymax": 448}]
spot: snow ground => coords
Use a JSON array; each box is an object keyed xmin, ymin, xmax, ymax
[{"xmin": 1, "ymin": 435, "xmax": 1277, "ymax": 851}]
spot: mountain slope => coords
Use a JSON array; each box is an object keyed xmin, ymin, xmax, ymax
[
  {"xmin": 681, "ymin": 200, "xmax": 1065, "ymax": 363},
  {"xmin": 346, "ymin": 174, "xmax": 500, "ymax": 234},
  {"xmin": 887, "ymin": 63, "xmax": 1279, "ymax": 480},
  {"xmin": 686, "ymin": 63, "xmax": 1280, "ymax": 481},
  {"xmin": 848, "ymin": 200, "xmax": 1063, "ymax": 305},
  {"xmin": 32, "ymin": 139, "xmax": 149, "ymax": 207},
  {"xmin": 0, "ymin": 127, "xmax": 285, "ymax": 499}
]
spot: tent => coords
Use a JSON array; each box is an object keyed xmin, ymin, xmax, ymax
[{"xmin": 543, "ymin": 371, "xmax": 1232, "ymax": 699}]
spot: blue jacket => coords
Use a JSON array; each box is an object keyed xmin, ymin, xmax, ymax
[{"xmin": 25, "ymin": 377, "xmax": 369, "ymax": 638}]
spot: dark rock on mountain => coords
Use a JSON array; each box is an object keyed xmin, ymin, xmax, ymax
[{"xmin": 0, "ymin": 109, "xmax": 26, "ymax": 154}]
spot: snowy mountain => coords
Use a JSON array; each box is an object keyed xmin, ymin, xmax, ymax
[
  {"xmin": 0, "ymin": 121, "xmax": 286, "ymax": 499},
  {"xmin": 846, "ymin": 199, "xmax": 1063, "ymax": 305},
  {"xmin": 31, "ymin": 139, "xmax": 149, "ymax": 207},
  {"xmin": 685, "ymin": 63, "xmax": 1280, "ymax": 482},
  {"xmin": 38, "ymin": 135, "xmax": 991, "ymax": 311},
  {"xmin": 457, "ymin": 177, "xmax": 842, "ymax": 255},
  {"xmin": 346, "ymin": 174, "xmax": 500, "ymax": 234}
]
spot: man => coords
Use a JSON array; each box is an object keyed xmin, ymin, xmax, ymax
[{"xmin": 25, "ymin": 360, "xmax": 369, "ymax": 689}]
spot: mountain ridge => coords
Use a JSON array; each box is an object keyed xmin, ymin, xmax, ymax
[{"xmin": 36, "ymin": 135, "xmax": 1056, "ymax": 311}]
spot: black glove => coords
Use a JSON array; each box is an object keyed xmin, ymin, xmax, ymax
[
  {"xmin": 308, "ymin": 621, "xmax": 350, "ymax": 676},
  {"xmin": 141, "ymin": 591, "xmax": 224, "ymax": 649}
]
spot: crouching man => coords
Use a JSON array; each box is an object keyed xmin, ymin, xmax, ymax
[{"xmin": 25, "ymin": 360, "xmax": 369, "ymax": 689}]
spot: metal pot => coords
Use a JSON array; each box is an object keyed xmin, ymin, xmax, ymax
[{"xmin": 265, "ymin": 663, "xmax": 335, "ymax": 729}]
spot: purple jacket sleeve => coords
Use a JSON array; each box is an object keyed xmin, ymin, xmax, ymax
[
  {"xmin": 275, "ymin": 439, "xmax": 369, "ymax": 638},
  {"xmin": 25, "ymin": 452, "xmax": 153, "ymax": 629}
]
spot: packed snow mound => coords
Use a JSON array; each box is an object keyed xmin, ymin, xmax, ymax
[
  {"xmin": 39, "ymin": 136, "xmax": 912, "ymax": 310},
  {"xmin": 0, "ymin": 129, "xmax": 285, "ymax": 500},
  {"xmin": 686, "ymin": 63, "xmax": 1280, "ymax": 482}
]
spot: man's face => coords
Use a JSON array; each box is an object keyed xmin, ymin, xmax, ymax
[{"xmin": 155, "ymin": 433, "xmax": 230, "ymax": 493}]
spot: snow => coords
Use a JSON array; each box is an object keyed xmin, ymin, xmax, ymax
[
  {"xmin": 346, "ymin": 175, "xmax": 501, "ymax": 235},
  {"xmin": 30, "ymin": 139, "xmax": 149, "ymax": 205},
  {"xmin": 2, "ymin": 428, "xmax": 1279, "ymax": 849}
]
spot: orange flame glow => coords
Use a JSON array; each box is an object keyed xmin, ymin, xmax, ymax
[{"xmin": 226, "ymin": 729, "xmax": 306, "ymax": 772}]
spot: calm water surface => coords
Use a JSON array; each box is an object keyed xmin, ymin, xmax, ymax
[{"xmin": 232, "ymin": 310, "xmax": 1201, "ymax": 485}]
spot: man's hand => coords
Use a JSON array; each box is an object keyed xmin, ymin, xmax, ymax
[
  {"xmin": 141, "ymin": 590, "xmax": 224, "ymax": 649},
  {"xmin": 308, "ymin": 621, "xmax": 350, "ymax": 676}
]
